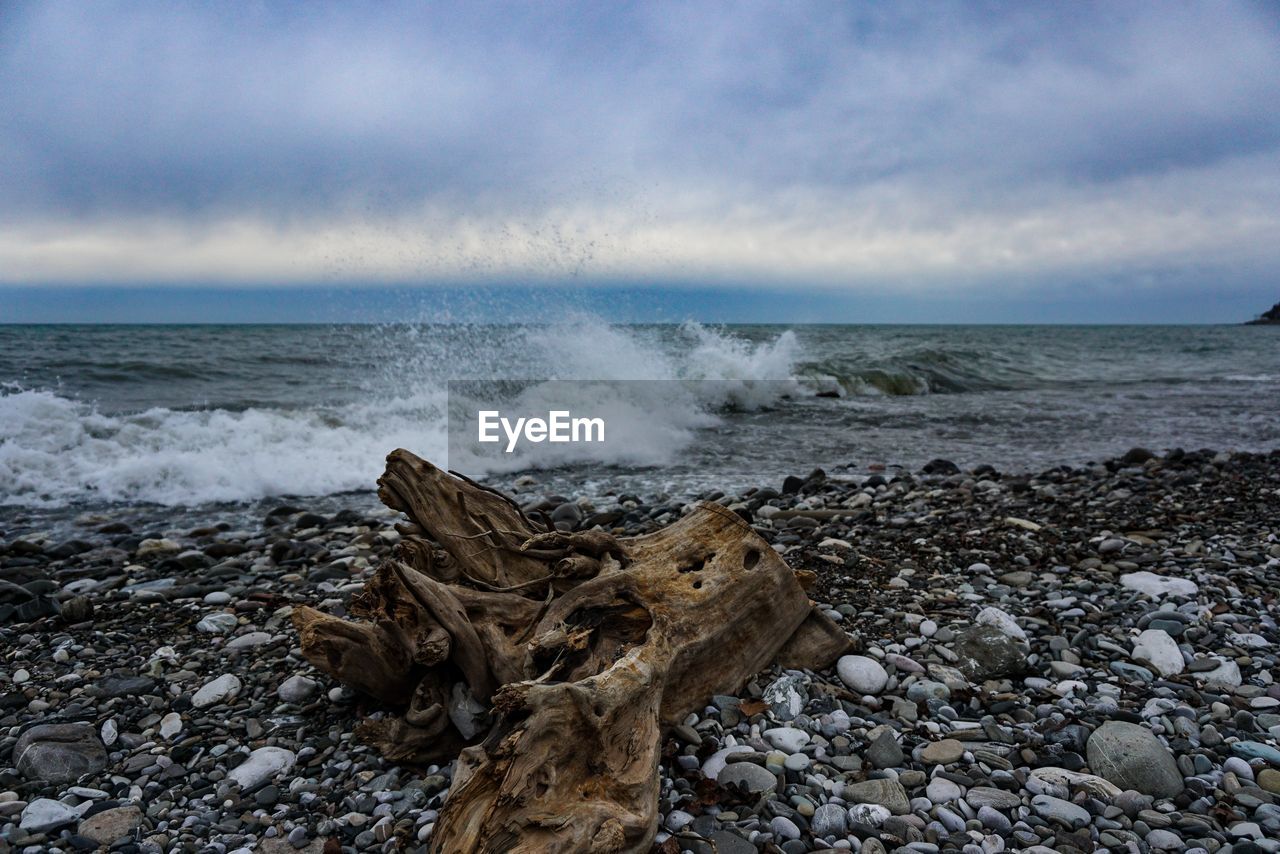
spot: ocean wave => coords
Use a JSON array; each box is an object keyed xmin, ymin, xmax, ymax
[{"xmin": 0, "ymin": 319, "xmax": 807, "ymax": 507}]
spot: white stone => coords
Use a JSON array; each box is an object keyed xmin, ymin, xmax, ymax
[
  {"xmin": 278, "ymin": 675, "xmax": 319, "ymax": 704},
  {"xmin": 762, "ymin": 726, "xmax": 810, "ymax": 753},
  {"xmin": 847, "ymin": 803, "xmax": 891, "ymax": 826},
  {"xmin": 159, "ymin": 712, "xmax": 183, "ymax": 740},
  {"xmin": 1198, "ymin": 658, "xmax": 1243, "ymax": 691},
  {"xmin": 1132, "ymin": 629, "xmax": 1184, "ymax": 676},
  {"xmin": 701, "ymin": 745, "xmax": 752, "ymax": 780},
  {"xmin": 967, "ymin": 562, "xmax": 992, "ymax": 574},
  {"xmin": 227, "ymin": 746, "xmax": 296, "ymax": 790},
  {"xmin": 837, "ymin": 655, "xmax": 889, "ymax": 695},
  {"xmin": 20, "ymin": 798, "xmax": 83, "ymax": 832},
  {"xmin": 1119, "ymin": 571, "xmax": 1198, "ymax": 599},
  {"xmin": 1228, "ymin": 632, "xmax": 1269, "ymax": 649},
  {"xmin": 818, "ymin": 538, "xmax": 852, "ymax": 550},
  {"xmin": 136, "ymin": 538, "xmax": 181, "ymax": 556},
  {"xmin": 196, "ymin": 613, "xmax": 239, "ymax": 634},
  {"xmin": 100, "ymin": 719, "xmax": 118, "ymax": 747},
  {"xmin": 203, "ymin": 591, "xmax": 233, "ymax": 605},
  {"xmin": 976, "ymin": 607, "xmax": 1027, "ymax": 641},
  {"xmin": 13, "ymin": 668, "xmax": 30, "ymax": 684},
  {"xmin": 192, "ymin": 673, "xmax": 242, "ymax": 709},
  {"xmin": 225, "ymin": 631, "xmax": 272, "ymax": 651}
]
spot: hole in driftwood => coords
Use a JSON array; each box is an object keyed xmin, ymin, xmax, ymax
[
  {"xmin": 678, "ymin": 553, "xmax": 712, "ymax": 573},
  {"xmin": 743, "ymin": 548, "xmax": 761, "ymax": 570},
  {"xmin": 692, "ymin": 579, "xmax": 703, "ymax": 589}
]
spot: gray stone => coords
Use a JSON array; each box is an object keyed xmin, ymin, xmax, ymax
[
  {"xmin": 843, "ymin": 778, "xmax": 910, "ymax": 815},
  {"xmin": 1031, "ymin": 794, "xmax": 1090, "ymax": 827},
  {"xmin": 226, "ymin": 631, "xmax": 272, "ymax": 651},
  {"xmin": 14, "ymin": 723, "xmax": 107, "ymax": 784},
  {"xmin": 950, "ymin": 625, "xmax": 1027, "ymax": 680},
  {"xmin": 769, "ymin": 815, "xmax": 800, "ymax": 840},
  {"xmin": 866, "ymin": 729, "xmax": 904, "ymax": 768},
  {"xmin": 708, "ymin": 831, "xmax": 756, "ymax": 854},
  {"xmin": 278, "ymin": 674, "xmax": 319, "ymax": 704},
  {"xmin": 719, "ymin": 761, "xmax": 778, "ymax": 795},
  {"xmin": 837, "ymin": 655, "xmax": 889, "ymax": 695},
  {"xmin": 811, "ymin": 803, "xmax": 847, "ymax": 837},
  {"xmin": 227, "ymin": 746, "xmax": 297, "ymax": 790},
  {"xmin": 978, "ymin": 805, "xmax": 1012, "ymax": 833},
  {"xmin": 20, "ymin": 798, "xmax": 81, "ymax": 832},
  {"xmin": 192, "ymin": 673, "xmax": 242, "ymax": 708},
  {"xmin": 1086, "ymin": 721, "xmax": 1184, "ymax": 799},
  {"xmin": 966, "ymin": 786, "xmax": 1022, "ymax": 810}
]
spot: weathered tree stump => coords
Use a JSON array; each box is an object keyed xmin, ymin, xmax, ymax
[{"xmin": 293, "ymin": 449, "xmax": 851, "ymax": 853}]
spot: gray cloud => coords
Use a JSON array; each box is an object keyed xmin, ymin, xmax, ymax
[{"xmin": 1, "ymin": 0, "xmax": 1278, "ymax": 287}]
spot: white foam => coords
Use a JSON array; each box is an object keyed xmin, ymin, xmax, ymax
[{"xmin": 0, "ymin": 319, "xmax": 805, "ymax": 507}]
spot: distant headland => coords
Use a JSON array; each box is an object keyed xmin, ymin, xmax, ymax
[{"xmin": 1246, "ymin": 301, "xmax": 1280, "ymax": 325}]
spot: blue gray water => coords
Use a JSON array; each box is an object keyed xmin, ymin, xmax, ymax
[{"xmin": 1, "ymin": 321, "xmax": 1278, "ymax": 525}]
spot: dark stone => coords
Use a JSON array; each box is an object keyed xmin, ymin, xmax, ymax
[
  {"xmin": 12, "ymin": 596, "xmax": 59, "ymax": 623},
  {"xmin": 293, "ymin": 513, "xmax": 327, "ymax": 529},
  {"xmin": 866, "ymin": 729, "xmax": 905, "ymax": 769},
  {"xmin": 950, "ymin": 625, "xmax": 1028, "ymax": 681},
  {"xmin": 1120, "ymin": 447, "xmax": 1156, "ymax": 466},
  {"xmin": 14, "ymin": 722, "xmax": 108, "ymax": 783},
  {"xmin": 60, "ymin": 596, "xmax": 94, "ymax": 623},
  {"xmin": 922, "ymin": 458, "xmax": 961, "ymax": 475},
  {"xmin": 46, "ymin": 540, "xmax": 94, "ymax": 560},
  {"xmin": 203, "ymin": 542, "xmax": 247, "ymax": 558},
  {"xmin": 781, "ymin": 475, "xmax": 804, "ymax": 494},
  {"xmin": 93, "ymin": 675, "xmax": 157, "ymax": 698}
]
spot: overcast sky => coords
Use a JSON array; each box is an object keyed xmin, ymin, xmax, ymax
[{"xmin": 2, "ymin": 1, "xmax": 1279, "ymax": 321}]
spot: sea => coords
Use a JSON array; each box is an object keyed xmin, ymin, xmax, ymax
[{"xmin": 1, "ymin": 320, "xmax": 1278, "ymax": 535}]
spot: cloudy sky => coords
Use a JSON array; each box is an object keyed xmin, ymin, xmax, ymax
[{"xmin": 2, "ymin": 1, "xmax": 1279, "ymax": 321}]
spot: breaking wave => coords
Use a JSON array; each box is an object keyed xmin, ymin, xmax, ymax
[{"xmin": 0, "ymin": 318, "xmax": 805, "ymax": 507}]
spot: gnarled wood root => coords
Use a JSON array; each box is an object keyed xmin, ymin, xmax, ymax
[{"xmin": 292, "ymin": 449, "xmax": 852, "ymax": 852}]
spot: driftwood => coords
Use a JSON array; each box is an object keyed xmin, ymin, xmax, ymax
[{"xmin": 293, "ymin": 449, "xmax": 851, "ymax": 853}]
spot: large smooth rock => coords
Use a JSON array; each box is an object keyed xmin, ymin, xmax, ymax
[
  {"xmin": 227, "ymin": 746, "xmax": 296, "ymax": 790},
  {"xmin": 975, "ymin": 606, "xmax": 1027, "ymax": 641},
  {"xmin": 78, "ymin": 804, "xmax": 144, "ymax": 844},
  {"xmin": 1132, "ymin": 629, "xmax": 1184, "ymax": 677},
  {"xmin": 1198, "ymin": 658, "xmax": 1243, "ymax": 691},
  {"xmin": 920, "ymin": 738, "xmax": 965, "ymax": 765},
  {"xmin": 811, "ymin": 803, "xmax": 847, "ymax": 837},
  {"xmin": 20, "ymin": 798, "xmax": 82, "ymax": 832},
  {"xmin": 837, "ymin": 655, "xmax": 889, "ymax": 695},
  {"xmin": 14, "ymin": 723, "xmax": 107, "ymax": 783},
  {"xmin": 1119, "ymin": 571, "xmax": 1197, "ymax": 599},
  {"xmin": 763, "ymin": 726, "xmax": 810, "ymax": 753},
  {"xmin": 1031, "ymin": 794, "xmax": 1090, "ymax": 827},
  {"xmin": 843, "ymin": 778, "xmax": 910, "ymax": 815},
  {"xmin": 718, "ymin": 761, "xmax": 778, "ymax": 794},
  {"xmin": 192, "ymin": 673, "xmax": 242, "ymax": 709},
  {"xmin": 1086, "ymin": 721, "xmax": 1183, "ymax": 798},
  {"xmin": 950, "ymin": 625, "xmax": 1027, "ymax": 681},
  {"xmin": 701, "ymin": 745, "xmax": 752, "ymax": 780}
]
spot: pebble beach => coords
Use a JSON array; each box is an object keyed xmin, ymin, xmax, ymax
[{"xmin": 2, "ymin": 446, "xmax": 1280, "ymax": 853}]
